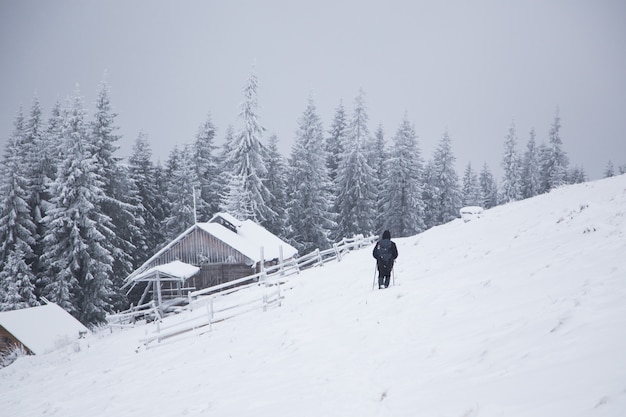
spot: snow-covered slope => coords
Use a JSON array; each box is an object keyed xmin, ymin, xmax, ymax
[{"xmin": 1, "ymin": 175, "xmax": 625, "ymax": 417}]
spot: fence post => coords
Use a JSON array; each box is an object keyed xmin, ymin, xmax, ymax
[
  {"xmin": 206, "ymin": 298, "xmax": 213, "ymax": 332},
  {"xmin": 334, "ymin": 242, "xmax": 341, "ymax": 262},
  {"xmin": 279, "ymin": 245, "xmax": 284, "ymax": 276}
]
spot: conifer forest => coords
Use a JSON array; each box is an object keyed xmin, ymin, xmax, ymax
[{"xmin": 0, "ymin": 72, "xmax": 623, "ymax": 326}]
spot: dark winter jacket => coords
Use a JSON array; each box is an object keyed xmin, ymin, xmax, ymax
[{"xmin": 372, "ymin": 232, "xmax": 398, "ymax": 267}]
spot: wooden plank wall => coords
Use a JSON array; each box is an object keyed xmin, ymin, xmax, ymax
[
  {"xmin": 146, "ymin": 227, "xmax": 251, "ymax": 269},
  {"xmin": 143, "ymin": 227, "xmax": 258, "ymax": 293}
]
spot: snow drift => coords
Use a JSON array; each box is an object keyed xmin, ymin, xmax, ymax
[{"xmin": 1, "ymin": 175, "xmax": 625, "ymax": 417}]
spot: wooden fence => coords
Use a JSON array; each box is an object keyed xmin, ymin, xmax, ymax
[{"xmin": 107, "ymin": 234, "xmax": 377, "ymax": 348}]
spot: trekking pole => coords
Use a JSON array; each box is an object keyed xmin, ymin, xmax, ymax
[{"xmin": 372, "ymin": 264, "xmax": 378, "ymax": 290}]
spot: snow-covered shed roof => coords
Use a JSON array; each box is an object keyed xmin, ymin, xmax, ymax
[
  {"xmin": 204, "ymin": 213, "xmax": 298, "ymax": 262},
  {"xmin": 0, "ymin": 302, "xmax": 89, "ymax": 355},
  {"xmin": 130, "ymin": 260, "xmax": 200, "ymax": 284}
]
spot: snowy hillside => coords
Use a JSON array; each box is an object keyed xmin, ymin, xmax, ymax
[{"xmin": 1, "ymin": 175, "xmax": 625, "ymax": 417}]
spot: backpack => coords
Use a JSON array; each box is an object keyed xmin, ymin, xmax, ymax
[{"xmin": 377, "ymin": 239, "xmax": 393, "ymax": 263}]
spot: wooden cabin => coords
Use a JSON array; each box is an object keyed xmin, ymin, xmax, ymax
[
  {"xmin": 124, "ymin": 213, "xmax": 298, "ymax": 308},
  {"xmin": 0, "ymin": 302, "xmax": 89, "ymax": 359}
]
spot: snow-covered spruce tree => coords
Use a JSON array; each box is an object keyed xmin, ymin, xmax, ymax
[
  {"xmin": 569, "ymin": 166, "xmax": 587, "ymax": 183},
  {"xmin": 428, "ymin": 131, "xmax": 462, "ymax": 225},
  {"xmin": 220, "ymin": 70, "xmax": 275, "ymax": 225},
  {"xmin": 193, "ymin": 113, "xmax": 220, "ymax": 220},
  {"xmin": 421, "ymin": 160, "xmax": 437, "ymax": 229},
  {"xmin": 500, "ymin": 122, "xmax": 523, "ymax": 203},
  {"xmin": 325, "ymin": 100, "xmax": 348, "ymax": 190},
  {"xmin": 604, "ymin": 160, "xmax": 615, "ymax": 178},
  {"xmin": 379, "ymin": 115, "xmax": 425, "ymax": 237},
  {"xmin": 479, "ymin": 163, "xmax": 499, "ymax": 209},
  {"xmin": 127, "ymin": 132, "xmax": 166, "ymax": 262},
  {"xmin": 334, "ymin": 89, "xmax": 377, "ymax": 240},
  {"xmin": 163, "ymin": 145, "xmax": 198, "ymax": 241},
  {"xmin": 263, "ymin": 133, "xmax": 288, "ymax": 238},
  {"xmin": 0, "ymin": 110, "xmax": 38, "ymax": 309},
  {"xmin": 521, "ymin": 128, "xmax": 541, "ymax": 199},
  {"xmin": 540, "ymin": 109, "xmax": 569, "ymax": 192},
  {"xmin": 0, "ymin": 248, "xmax": 37, "ymax": 311},
  {"xmin": 90, "ymin": 80, "xmax": 143, "ymax": 310},
  {"xmin": 371, "ymin": 123, "xmax": 388, "ymax": 233},
  {"xmin": 41, "ymin": 87, "xmax": 114, "ymax": 325},
  {"xmin": 285, "ymin": 98, "xmax": 335, "ymax": 253},
  {"xmin": 462, "ymin": 162, "xmax": 483, "ymax": 207}
]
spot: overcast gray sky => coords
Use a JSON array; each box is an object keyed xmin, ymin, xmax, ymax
[{"xmin": 1, "ymin": 0, "xmax": 625, "ymax": 179}]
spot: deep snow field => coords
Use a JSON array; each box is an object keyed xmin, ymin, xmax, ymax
[{"xmin": 1, "ymin": 175, "xmax": 626, "ymax": 417}]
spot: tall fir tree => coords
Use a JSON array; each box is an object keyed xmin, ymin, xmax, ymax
[
  {"xmin": 428, "ymin": 131, "xmax": 462, "ymax": 224},
  {"xmin": 462, "ymin": 162, "xmax": 483, "ymax": 207},
  {"xmin": 379, "ymin": 115, "xmax": 425, "ymax": 237},
  {"xmin": 163, "ymin": 145, "xmax": 198, "ymax": 241},
  {"xmin": 479, "ymin": 163, "xmax": 499, "ymax": 209},
  {"xmin": 90, "ymin": 80, "xmax": 142, "ymax": 309},
  {"xmin": 371, "ymin": 123, "xmax": 388, "ymax": 233},
  {"xmin": 285, "ymin": 98, "xmax": 335, "ymax": 253},
  {"xmin": 334, "ymin": 89, "xmax": 377, "ymax": 239},
  {"xmin": 521, "ymin": 128, "xmax": 541, "ymax": 199},
  {"xmin": 325, "ymin": 100, "xmax": 347, "ymax": 191},
  {"xmin": 0, "ymin": 109, "xmax": 38, "ymax": 310},
  {"xmin": 41, "ymin": 87, "xmax": 114, "ymax": 325},
  {"xmin": 220, "ymin": 69, "xmax": 275, "ymax": 225},
  {"xmin": 193, "ymin": 113, "xmax": 220, "ymax": 220},
  {"xmin": 603, "ymin": 160, "xmax": 615, "ymax": 178},
  {"xmin": 540, "ymin": 108, "xmax": 569, "ymax": 192},
  {"xmin": 501, "ymin": 122, "xmax": 523, "ymax": 203},
  {"xmin": 263, "ymin": 133, "xmax": 288, "ymax": 238},
  {"xmin": 127, "ymin": 132, "xmax": 166, "ymax": 261}
]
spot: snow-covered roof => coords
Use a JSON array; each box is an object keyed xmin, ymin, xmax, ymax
[
  {"xmin": 130, "ymin": 260, "xmax": 200, "ymax": 283},
  {"xmin": 204, "ymin": 213, "xmax": 298, "ymax": 262},
  {"xmin": 0, "ymin": 302, "xmax": 89, "ymax": 355}
]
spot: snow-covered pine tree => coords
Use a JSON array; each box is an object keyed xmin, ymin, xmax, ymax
[
  {"xmin": 325, "ymin": 100, "xmax": 347, "ymax": 190},
  {"xmin": 500, "ymin": 122, "xmax": 523, "ymax": 203},
  {"xmin": 163, "ymin": 145, "xmax": 198, "ymax": 241},
  {"xmin": 379, "ymin": 114, "xmax": 425, "ymax": 237},
  {"xmin": 429, "ymin": 131, "xmax": 462, "ymax": 224},
  {"xmin": 90, "ymin": 80, "xmax": 142, "ymax": 310},
  {"xmin": 285, "ymin": 98, "xmax": 335, "ymax": 253},
  {"xmin": 193, "ymin": 113, "xmax": 220, "ymax": 220},
  {"xmin": 127, "ymin": 132, "xmax": 166, "ymax": 261},
  {"xmin": 462, "ymin": 162, "xmax": 483, "ymax": 207},
  {"xmin": 371, "ymin": 123, "xmax": 388, "ymax": 233},
  {"xmin": 334, "ymin": 89, "xmax": 377, "ymax": 239},
  {"xmin": 220, "ymin": 69, "xmax": 275, "ymax": 225},
  {"xmin": 479, "ymin": 163, "xmax": 499, "ymax": 209},
  {"xmin": 540, "ymin": 109, "xmax": 569, "ymax": 192},
  {"xmin": 521, "ymin": 128, "xmax": 541, "ymax": 199},
  {"xmin": 569, "ymin": 166, "xmax": 587, "ymax": 183},
  {"xmin": 421, "ymin": 160, "xmax": 437, "ymax": 229},
  {"xmin": 604, "ymin": 160, "xmax": 615, "ymax": 178},
  {"xmin": 0, "ymin": 109, "xmax": 38, "ymax": 309},
  {"xmin": 0, "ymin": 248, "xmax": 37, "ymax": 311},
  {"xmin": 263, "ymin": 133, "xmax": 288, "ymax": 238},
  {"xmin": 41, "ymin": 87, "xmax": 114, "ymax": 325}
]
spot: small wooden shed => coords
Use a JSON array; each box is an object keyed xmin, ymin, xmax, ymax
[
  {"xmin": 124, "ymin": 213, "xmax": 298, "ymax": 308},
  {"xmin": 0, "ymin": 302, "xmax": 89, "ymax": 357}
]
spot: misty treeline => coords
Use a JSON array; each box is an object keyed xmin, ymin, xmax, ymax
[{"xmin": 0, "ymin": 71, "xmax": 614, "ymax": 325}]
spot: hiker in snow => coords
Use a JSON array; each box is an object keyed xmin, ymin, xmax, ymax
[{"xmin": 373, "ymin": 230, "xmax": 398, "ymax": 289}]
